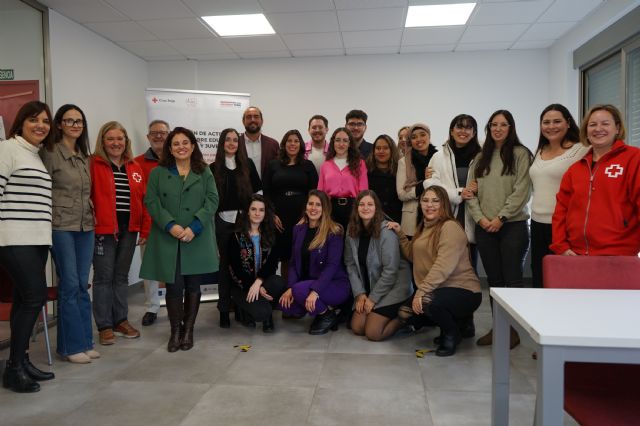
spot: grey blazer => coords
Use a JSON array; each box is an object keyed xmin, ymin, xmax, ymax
[{"xmin": 344, "ymin": 221, "xmax": 413, "ymax": 308}]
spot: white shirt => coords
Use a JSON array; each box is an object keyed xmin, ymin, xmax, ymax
[{"xmin": 244, "ymin": 134, "xmax": 262, "ymax": 178}]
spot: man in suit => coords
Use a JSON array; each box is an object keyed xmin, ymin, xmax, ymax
[{"xmin": 239, "ymin": 106, "xmax": 279, "ymax": 178}]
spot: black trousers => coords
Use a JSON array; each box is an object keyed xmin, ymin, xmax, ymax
[
  {"xmin": 330, "ymin": 197, "xmax": 354, "ymax": 233},
  {"xmin": 475, "ymin": 221, "xmax": 530, "ymax": 288},
  {"xmin": 230, "ymin": 275, "xmax": 286, "ymax": 322},
  {"xmin": 426, "ymin": 287, "xmax": 482, "ymax": 338},
  {"xmin": 530, "ymin": 220, "xmax": 552, "ymax": 289},
  {"xmin": 215, "ymin": 216, "xmax": 235, "ymax": 312},
  {"xmin": 0, "ymin": 245, "xmax": 49, "ymax": 364}
]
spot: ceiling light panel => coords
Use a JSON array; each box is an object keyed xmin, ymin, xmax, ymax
[
  {"xmin": 202, "ymin": 14, "xmax": 275, "ymax": 37},
  {"xmin": 406, "ymin": 3, "xmax": 476, "ymax": 27}
]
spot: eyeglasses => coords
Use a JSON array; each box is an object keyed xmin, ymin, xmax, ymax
[
  {"xmin": 347, "ymin": 122, "xmax": 366, "ymax": 128},
  {"xmin": 490, "ymin": 123, "xmax": 510, "ymax": 129},
  {"xmin": 62, "ymin": 119, "xmax": 84, "ymax": 127},
  {"xmin": 148, "ymin": 131, "xmax": 169, "ymax": 137}
]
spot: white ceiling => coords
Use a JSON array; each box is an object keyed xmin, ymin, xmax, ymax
[{"xmin": 37, "ymin": 0, "xmax": 605, "ymax": 61}]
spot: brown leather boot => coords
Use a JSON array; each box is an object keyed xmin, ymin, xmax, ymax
[
  {"xmin": 165, "ymin": 297, "xmax": 183, "ymax": 353},
  {"xmin": 510, "ymin": 326, "xmax": 521, "ymax": 349},
  {"xmin": 180, "ymin": 292, "xmax": 201, "ymax": 351},
  {"xmin": 476, "ymin": 329, "xmax": 493, "ymax": 346}
]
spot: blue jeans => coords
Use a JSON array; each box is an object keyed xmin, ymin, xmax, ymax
[
  {"xmin": 475, "ymin": 221, "xmax": 530, "ymax": 288},
  {"xmin": 92, "ymin": 230, "xmax": 137, "ymax": 331},
  {"xmin": 52, "ymin": 230, "xmax": 95, "ymax": 356}
]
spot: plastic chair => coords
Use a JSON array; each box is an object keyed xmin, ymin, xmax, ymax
[
  {"xmin": 0, "ymin": 265, "xmax": 56, "ymax": 366},
  {"xmin": 542, "ymin": 255, "xmax": 640, "ymax": 425}
]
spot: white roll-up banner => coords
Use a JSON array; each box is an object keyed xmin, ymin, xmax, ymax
[{"xmin": 145, "ymin": 88, "xmax": 251, "ymax": 163}]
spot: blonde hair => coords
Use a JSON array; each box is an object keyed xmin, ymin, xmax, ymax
[
  {"xmin": 580, "ymin": 104, "xmax": 627, "ymax": 146},
  {"xmin": 94, "ymin": 121, "xmax": 134, "ymax": 163},
  {"xmin": 303, "ymin": 190, "xmax": 342, "ymax": 250}
]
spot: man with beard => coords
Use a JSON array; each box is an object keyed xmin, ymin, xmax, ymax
[
  {"xmin": 346, "ymin": 109, "xmax": 373, "ymax": 160},
  {"xmin": 239, "ymin": 106, "xmax": 279, "ymax": 178},
  {"xmin": 305, "ymin": 114, "xmax": 329, "ymax": 173}
]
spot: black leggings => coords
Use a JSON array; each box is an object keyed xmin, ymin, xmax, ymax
[
  {"xmin": 165, "ymin": 249, "xmax": 205, "ymax": 299},
  {"xmin": 425, "ymin": 287, "xmax": 482, "ymax": 338},
  {"xmin": 215, "ymin": 216, "xmax": 235, "ymax": 312},
  {"xmin": 0, "ymin": 245, "xmax": 49, "ymax": 364}
]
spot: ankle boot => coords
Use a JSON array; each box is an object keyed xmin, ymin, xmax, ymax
[
  {"xmin": 219, "ymin": 312, "xmax": 230, "ymax": 328},
  {"xmin": 23, "ymin": 353, "xmax": 54, "ymax": 381},
  {"xmin": 309, "ymin": 309, "xmax": 338, "ymax": 335},
  {"xmin": 458, "ymin": 316, "xmax": 476, "ymax": 338},
  {"xmin": 180, "ymin": 292, "xmax": 201, "ymax": 351},
  {"xmin": 262, "ymin": 315, "xmax": 274, "ymax": 333},
  {"xmin": 435, "ymin": 335, "xmax": 461, "ymax": 357},
  {"xmin": 476, "ymin": 329, "xmax": 493, "ymax": 346},
  {"xmin": 165, "ymin": 297, "xmax": 184, "ymax": 353},
  {"xmin": 3, "ymin": 360, "xmax": 40, "ymax": 393},
  {"xmin": 510, "ymin": 327, "xmax": 520, "ymax": 349}
]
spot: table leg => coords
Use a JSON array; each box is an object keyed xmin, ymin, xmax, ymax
[
  {"xmin": 492, "ymin": 303, "xmax": 510, "ymax": 426},
  {"xmin": 535, "ymin": 345, "xmax": 564, "ymax": 426}
]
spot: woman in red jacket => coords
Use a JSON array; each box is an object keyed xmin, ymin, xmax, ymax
[
  {"xmin": 551, "ymin": 104, "xmax": 640, "ymax": 256},
  {"xmin": 91, "ymin": 121, "xmax": 149, "ymax": 346}
]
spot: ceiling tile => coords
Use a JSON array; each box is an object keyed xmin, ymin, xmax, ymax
[
  {"xmin": 292, "ymin": 48, "xmax": 345, "ymax": 57},
  {"xmin": 266, "ymin": 11, "xmax": 340, "ymax": 34},
  {"xmin": 238, "ymin": 50, "xmax": 292, "ymax": 59},
  {"xmin": 342, "ymin": 29, "xmax": 402, "ymax": 48},
  {"xmin": 538, "ymin": 0, "xmax": 603, "ymax": 23},
  {"xmin": 103, "ymin": 0, "xmax": 194, "ymax": 20},
  {"xmin": 338, "ymin": 8, "xmax": 405, "ymax": 31},
  {"xmin": 519, "ymin": 22, "xmax": 570, "ymax": 41},
  {"xmin": 138, "ymin": 18, "xmax": 215, "ymax": 39},
  {"xmin": 118, "ymin": 40, "xmax": 182, "ymax": 57},
  {"xmin": 185, "ymin": 53, "xmax": 241, "ymax": 60},
  {"xmin": 166, "ymin": 38, "xmax": 233, "ymax": 55},
  {"xmin": 143, "ymin": 55, "xmax": 189, "ymax": 61},
  {"xmin": 84, "ymin": 21, "xmax": 157, "ymax": 42},
  {"xmin": 281, "ymin": 32, "xmax": 343, "ymax": 50},
  {"xmin": 455, "ymin": 41, "xmax": 513, "ymax": 51},
  {"xmin": 401, "ymin": 26, "xmax": 465, "ymax": 46},
  {"xmin": 181, "ymin": 0, "xmax": 263, "ymax": 16},
  {"xmin": 470, "ymin": 0, "xmax": 553, "ymax": 25},
  {"xmin": 258, "ymin": 0, "xmax": 335, "ymax": 13},
  {"xmin": 346, "ymin": 46, "xmax": 399, "ymax": 55},
  {"xmin": 335, "ymin": 0, "xmax": 408, "ymax": 9},
  {"xmin": 460, "ymin": 24, "xmax": 529, "ymax": 43},
  {"xmin": 400, "ymin": 44, "xmax": 455, "ymax": 53},
  {"xmin": 511, "ymin": 39, "xmax": 554, "ymax": 49},
  {"xmin": 40, "ymin": 0, "xmax": 127, "ymax": 23},
  {"xmin": 224, "ymin": 35, "xmax": 288, "ymax": 53}
]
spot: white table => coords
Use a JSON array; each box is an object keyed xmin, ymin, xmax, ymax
[{"xmin": 490, "ymin": 288, "xmax": 640, "ymax": 426}]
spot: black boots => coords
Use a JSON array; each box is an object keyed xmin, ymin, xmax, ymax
[
  {"xmin": 181, "ymin": 292, "xmax": 201, "ymax": 351},
  {"xmin": 219, "ymin": 312, "xmax": 230, "ymax": 328},
  {"xmin": 165, "ymin": 297, "xmax": 184, "ymax": 353},
  {"xmin": 23, "ymin": 353, "xmax": 54, "ymax": 381},
  {"xmin": 262, "ymin": 315, "xmax": 274, "ymax": 333},
  {"xmin": 3, "ymin": 359, "xmax": 40, "ymax": 393},
  {"xmin": 435, "ymin": 335, "xmax": 461, "ymax": 357},
  {"xmin": 309, "ymin": 309, "xmax": 338, "ymax": 335}
]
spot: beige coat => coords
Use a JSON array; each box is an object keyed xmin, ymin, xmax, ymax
[{"xmin": 396, "ymin": 156, "xmax": 419, "ymax": 236}]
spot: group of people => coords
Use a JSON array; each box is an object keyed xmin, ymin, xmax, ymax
[{"xmin": 1, "ymin": 100, "xmax": 639, "ymax": 394}]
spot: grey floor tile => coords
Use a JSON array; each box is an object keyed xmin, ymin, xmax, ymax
[
  {"xmin": 327, "ymin": 326, "xmax": 422, "ymax": 355},
  {"xmin": 217, "ymin": 350, "xmax": 325, "ymax": 388},
  {"xmin": 181, "ymin": 384, "xmax": 315, "ymax": 426},
  {"xmin": 318, "ymin": 353, "xmax": 423, "ymax": 391},
  {"xmin": 60, "ymin": 380, "xmax": 209, "ymax": 426},
  {"xmin": 307, "ymin": 386, "xmax": 433, "ymax": 426},
  {"xmin": 49, "ymin": 346, "xmax": 151, "ymax": 382}
]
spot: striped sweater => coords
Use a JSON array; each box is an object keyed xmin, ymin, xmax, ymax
[{"xmin": 0, "ymin": 136, "xmax": 52, "ymax": 246}]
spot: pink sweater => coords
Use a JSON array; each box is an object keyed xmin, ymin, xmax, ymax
[{"xmin": 318, "ymin": 159, "xmax": 368, "ymax": 198}]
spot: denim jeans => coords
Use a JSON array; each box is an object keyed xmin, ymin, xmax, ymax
[
  {"xmin": 0, "ymin": 245, "xmax": 48, "ymax": 364},
  {"xmin": 92, "ymin": 230, "xmax": 137, "ymax": 331},
  {"xmin": 52, "ymin": 230, "xmax": 95, "ymax": 356},
  {"xmin": 475, "ymin": 220, "xmax": 530, "ymax": 288}
]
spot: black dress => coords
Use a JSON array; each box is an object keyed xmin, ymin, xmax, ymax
[
  {"xmin": 367, "ymin": 169, "xmax": 402, "ymax": 223},
  {"xmin": 263, "ymin": 159, "xmax": 318, "ymax": 262}
]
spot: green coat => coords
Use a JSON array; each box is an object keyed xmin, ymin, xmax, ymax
[{"xmin": 140, "ymin": 166, "xmax": 219, "ymax": 283}]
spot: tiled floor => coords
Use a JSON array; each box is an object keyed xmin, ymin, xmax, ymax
[{"xmin": 0, "ymin": 288, "xmax": 578, "ymax": 426}]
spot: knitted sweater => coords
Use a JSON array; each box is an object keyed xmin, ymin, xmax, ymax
[{"xmin": 0, "ymin": 136, "xmax": 52, "ymax": 246}]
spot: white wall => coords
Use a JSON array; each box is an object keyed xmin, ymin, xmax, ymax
[
  {"xmin": 48, "ymin": 10, "xmax": 149, "ymax": 155},
  {"xmin": 148, "ymin": 50, "xmax": 549, "ymax": 152},
  {"xmin": 549, "ymin": 0, "xmax": 638, "ymax": 119}
]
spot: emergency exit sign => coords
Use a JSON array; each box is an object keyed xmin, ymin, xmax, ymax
[{"xmin": 0, "ymin": 69, "xmax": 15, "ymax": 80}]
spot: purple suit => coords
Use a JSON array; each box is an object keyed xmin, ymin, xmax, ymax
[{"xmin": 281, "ymin": 223, "xmax": 350, "ymax": 316}]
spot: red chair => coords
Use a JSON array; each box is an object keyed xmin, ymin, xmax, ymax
[
  {"xmin": 542, "ymin": 255, "xmax": 640, "ymax": 425},
  {"xmin": 0, "ymin": 265, "xmax": 56, "ymax": 366}
]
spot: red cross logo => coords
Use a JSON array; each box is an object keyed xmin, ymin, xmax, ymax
[
  {"xmin": 604, "ymin": 164, "xmax": 623, "ymax": 178},
  {"xmin": 132, "ymin": 172, "xmax": 142, "ymax": 183}
]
